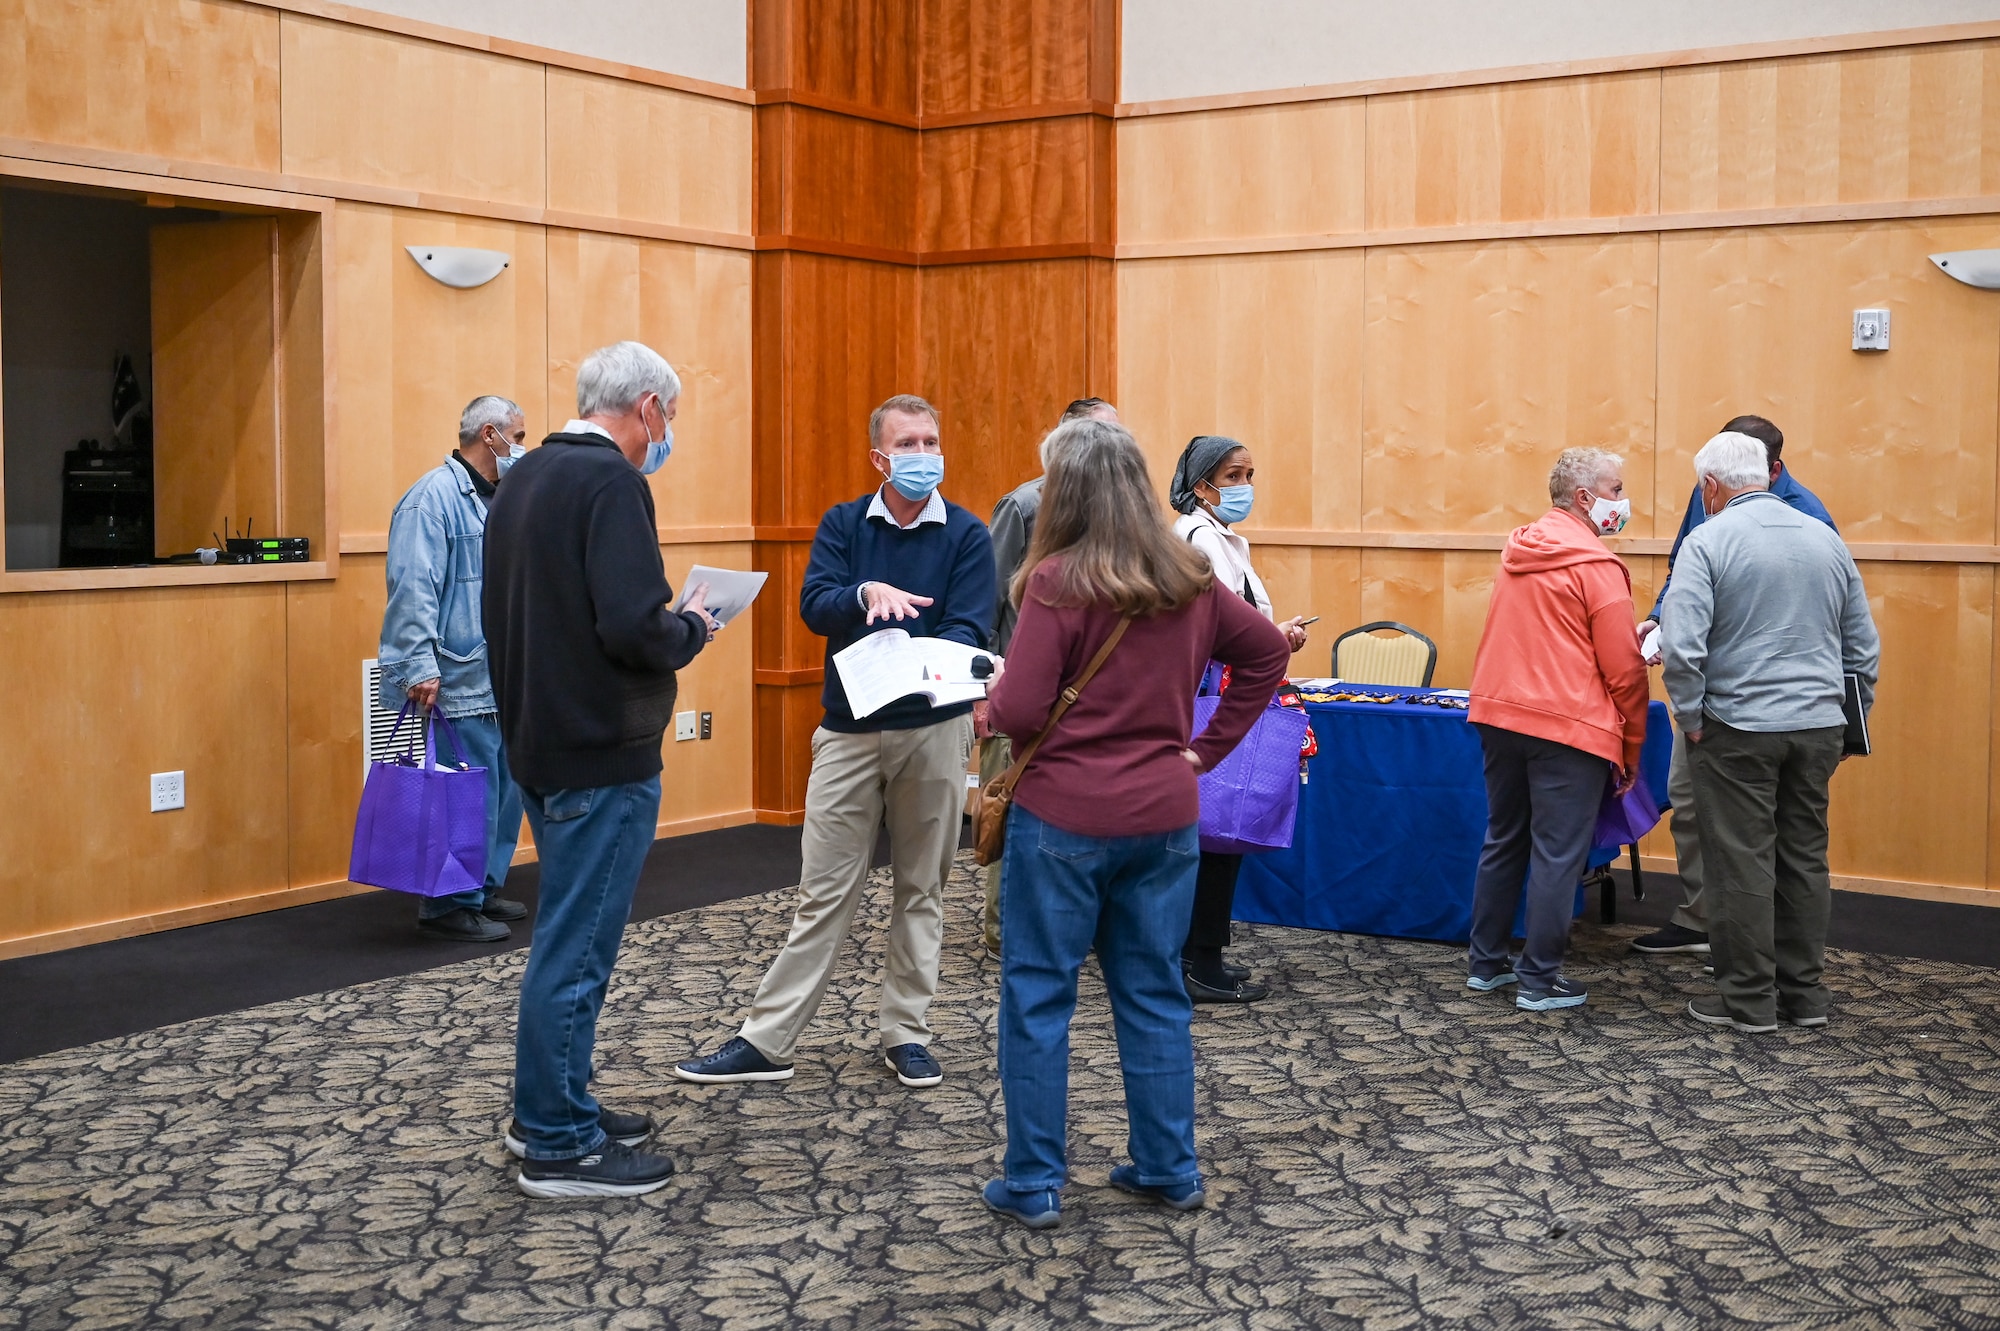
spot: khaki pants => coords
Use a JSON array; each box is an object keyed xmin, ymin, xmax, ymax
[
  {"xmin": 978, "ymin": 733, "xmax": 1013, "ymax": 953},
  {"xmin": 1667, "ymin": 725, "xmax": 1707, "ymax": 931},
  {"xmin": 739, "ymin": 714, "xmax": 974, "ymax": 1060},
  {"xmin": 1685, "ymin": 720, "xmax": 1845, "ymax": 1027}
]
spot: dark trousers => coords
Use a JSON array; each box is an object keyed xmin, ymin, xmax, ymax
[
  {"xmin": 1467, "ymin": 724, "xmax": 1608, "ymax": 990},
  {"xmin": 1183, "ymin": 852, "xmax": 1243, "ymax": 953},
  {"xmin": 1685, "ymin": 719, "xmax": 1845, "ymax": 1027}
]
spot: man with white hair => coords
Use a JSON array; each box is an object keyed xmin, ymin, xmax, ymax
[
  {"xmin": 1464, "ymin": 447, "xmax": 1650, "ymax": 1011},
  {"xmin": 483, "ymin": 341, "xmax": 720, "ymax": 1197},
  {"xmin": 1662, "ymin": 431, "xmax": 1878, "ymax": 1034},
  {"xmin": 379, "ymin": 394, "xmax": 530, "ymax": 942},
  {"xmin": 978, "ymin": 397, "xmax": 1120, "ymax": 960}
]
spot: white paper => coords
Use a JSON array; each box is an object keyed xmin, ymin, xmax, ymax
[
  {"xmin": 832, "ymin": 628, "xmax": 999, "ymax": 719},
  {"xmin": 1640, "ymin": 624, "xmax": 1662, "ymax": 665},
  {"xmin": 673, "ymin": 565, "xmax": 768, "ymax": 627}
]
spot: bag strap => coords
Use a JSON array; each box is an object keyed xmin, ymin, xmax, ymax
[
  {"xmin": 988, "ymin": 617, "xmax": 1132, "ymax": 798},
  {"xmin": 427, "ymin": 708, "xmax": 471, "ymax": 770}
]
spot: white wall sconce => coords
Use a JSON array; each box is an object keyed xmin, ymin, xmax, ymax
[
  {"xmin": 406, "ymin": 246, "xmax": 510, "ymax": 289},
  {"xmin": 1930, "ymin": 250, "xmax": 2000, "ymax": 289}
]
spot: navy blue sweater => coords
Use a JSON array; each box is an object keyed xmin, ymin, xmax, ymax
[{"xmin": 802, "ymin": 491, "xmax": 996, "ymax": 732}]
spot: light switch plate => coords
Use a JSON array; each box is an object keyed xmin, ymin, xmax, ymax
[
  {"xmin": 151, "ymin": 771, "xmax": 185, "ymax": 812},
  {"xmin": 675, "ymin": 711, "xmax": 698, "ymax": 741},
  {"xmin": 1853, "ymin": 308, "xmax": 1890, "ymax": 351}
]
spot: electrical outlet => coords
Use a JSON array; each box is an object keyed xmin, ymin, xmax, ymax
[
  {"xmin": 699, "ymin": 711, "xmax": 713, "ymax": 740},
  {"xmin": 675, "ymin": 711, "xmax": 698, "ymax": 741},
  {"xmin": 150, "ymin": 770, "xmax": 185, "ymax": 813},
  {"xmin": 1853, "ymin": 308, "xmax": 1890, "ymax": 351}
]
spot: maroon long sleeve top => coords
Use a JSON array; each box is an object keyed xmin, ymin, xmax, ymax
[{"xmin": 986, "ymin": 560, "xmax": 1292, "ymax": 838}]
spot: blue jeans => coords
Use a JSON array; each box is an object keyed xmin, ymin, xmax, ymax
[
  {"xmin": 417, "ymin": 711, "xmax": 524, "ymax": 921},
  {"xmin": 998, "ymin": 803, "xmax": 1202, "ymax": 1193},
  {"xmin": 512, "ymin": 777, "xmax": 660, "ymax": 1160}
]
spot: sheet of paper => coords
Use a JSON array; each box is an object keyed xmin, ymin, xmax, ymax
[
  {"xmin": 832, "ymin": 628, "xmax": 998, "ymax": 719},
  {"xmin": 673, "ymin": 565, "xmax": 768, "ymax": 627},
  {"xmin": 1640, "ymin": 624, "xmax": 1662, "ymax": 665}
]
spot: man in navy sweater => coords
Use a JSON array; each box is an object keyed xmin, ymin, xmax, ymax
[{"xmin": 677, "ymin": 394, "xmax": 994, "ymax": 1090}]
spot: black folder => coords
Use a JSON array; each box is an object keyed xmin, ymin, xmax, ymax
[{"xmin": 1842, "ymin": 674, "xmax": 1870, "ymax": 757}]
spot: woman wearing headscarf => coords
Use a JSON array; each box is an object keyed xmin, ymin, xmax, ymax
[
  {"xmin": 1170, "ymin": 435, "xmax": 1312, "ymax": 1003},
  {"xmin": 982, "ymin": 418, "xmax": 1289, "ymax": 1228}
]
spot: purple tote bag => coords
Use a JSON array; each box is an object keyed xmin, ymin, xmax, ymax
[
  {"xmin": 1191, "ymin": 692, "xmax": 1311, "ymax": 855},
  {"xmin": 1593, "ymin": 769, "xmax": 1662, "ymax": 849},
  {"xmin": 348, "ymin": 706, "xmax": 488, "ymax": 898}
]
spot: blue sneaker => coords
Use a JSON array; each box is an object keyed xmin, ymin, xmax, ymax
[
  {"xmin": 1466, "ymin": 967, "xmax": 1518, "ymax": 992},
  {"xmin": 884, "ymin": 1043, "xmax": 943, "ymax": 1088},
  {"xmin": 1108, "ymin": 1164, "xmax": 1205, "ymax": 1210},
  {"xmin": 1516, "ymin": 976, "xmax": 1588, "ymax": 1011},
  {"xmin": 672, "ymin": 1036, "xmax": 794, "ymax": 1084},
  {"xmin": 983, "ymin": 1178, "xmax": 1061, "ymax": 1229}
]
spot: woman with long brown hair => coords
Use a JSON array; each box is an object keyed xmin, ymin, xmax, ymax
[{"xmin": 981, "ymin": 418, "xmax": 1289, "ymax": 1229}]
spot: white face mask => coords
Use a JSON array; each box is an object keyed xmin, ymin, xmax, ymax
[{"xmin": 1585, "ymin": 490, "xmax": 1632, "ymax": 535}]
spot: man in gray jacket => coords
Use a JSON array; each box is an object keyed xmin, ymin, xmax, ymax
[
  {"xmin": 379, "ymin": 395, "xmax": 529, "ymax": 942},
  {"xmin": 1661, "ymin": 430, "xmax": 1879, "ymax": 1034}
]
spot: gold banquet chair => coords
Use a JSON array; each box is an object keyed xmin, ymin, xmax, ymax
[{"xmin": 1332, "ymin": 621, "xmax": 1438, "ymax": 687}]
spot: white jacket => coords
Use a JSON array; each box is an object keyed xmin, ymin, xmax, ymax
[{"xmin": 1174, "ymin": 507, "xmax": 1273, "ymax": 621}]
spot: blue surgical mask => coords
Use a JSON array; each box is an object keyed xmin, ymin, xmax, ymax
[
  {"xmin": 1211, "ymin": 483, "xmax": 1254, "ymax": 525},
  {"xmin": 493, "ymin": 440, "xmax": 526, "ymax": 476},
  {"xmin": 636, "ymin": 394, "xmax": 674, "ymax": 475},
  {"xmin": 884, "ymin": 452, "xmax": 944, "ymax": 501}
]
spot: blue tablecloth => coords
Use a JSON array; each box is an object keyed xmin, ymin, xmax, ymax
[{"xmin": 1234, "ymin": 691, "xmax": 1671, "ymax": 944}]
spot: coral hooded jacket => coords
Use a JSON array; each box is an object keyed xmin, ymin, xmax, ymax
[{"xmin": 1468, "ymin": 506, "xmax": 1650, "ymax": 773}]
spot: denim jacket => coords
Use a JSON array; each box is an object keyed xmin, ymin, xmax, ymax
[{"xmin": 379, "ymin": 456, "xmax": 496, "ymax": 718}]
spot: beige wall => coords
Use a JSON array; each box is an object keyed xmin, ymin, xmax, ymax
[
  {"xmin": 0, "ymin": 0, "xmax": 755, "ymax": 955},
  {"xmin": 1118, "ymin": 33, "xmax": 2000, "ymax": 900},
  {"xmin": 1120, "ymin": 0, "xmax": 2000, "ymax": 102},
  {"xmin": 321, "ymin": 0, "xmax": 746, "ymax": 87}
]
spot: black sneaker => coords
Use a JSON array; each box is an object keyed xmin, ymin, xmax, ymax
[
  {"xmin": 515, "ymin": 1138, "xmax": 675, "ymax": 1199},
  {"xmin": 1184, "ymin": 963, "xmax": 1269, "ymax": 1004},
  {"xmin": 481, "ymin": 896, "xmax": 529, "ymax": 922},
  {"xmin": 504, "ymin": 1108, "xmax": 655, "ymax": 1160},
  {"xmin": 885, "ymin": 1043, "xmax": 943, "ymax": 1088},
  {"xmin": 1631, "ymin": 924, "xmax": 1710, "ymax": 954},
  {"xmin": 1688, "ymin": 997, "xmax": 1777, "ymax": 1034},
  {"xmin": 1515, "ymin": 976, "xmax": 1588, "ymax": 1011},
  {"xmin": 672, "ymin": 1036, "xmax": 794, "ymax": 1084},
  {"xmin": 417, "ymin": 907, "xmax": 510, "ymax": 943}
]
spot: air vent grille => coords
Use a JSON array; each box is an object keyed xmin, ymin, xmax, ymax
[{"xmin": 362, "ymin": 659, "xmax": 425, "ymax": 776}]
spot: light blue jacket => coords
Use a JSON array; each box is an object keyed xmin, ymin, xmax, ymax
[{"xmin": 379, "ymin": 456, "xmax": 496, "ymax": 718}]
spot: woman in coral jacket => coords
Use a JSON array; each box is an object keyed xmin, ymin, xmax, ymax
[{"xmin": 1464, "ymin": 448, "xmax": 1650, "ymax": 1013}]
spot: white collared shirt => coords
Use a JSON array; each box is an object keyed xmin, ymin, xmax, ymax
[
  {"xmin": 1174, "ymin": 507, "xmax": 1274, "ymax": 620},
  {"xmin": 866, "ymin": 485, "xmax": 948, "ymax": 530},
  {"xmin": 562, "ymin": 418, "xmax": 616, "ymax": 441}
]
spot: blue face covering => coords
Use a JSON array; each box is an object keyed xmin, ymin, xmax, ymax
[
  {"xmin": 1212, "ymin": 483, "xmax": 1254, "ymax": 525},
  {"xmin": 885, "ymin": 452, "xmax": 945, "ymax": 501},
  {"xmin": 493, "ymin": 441, "xmax": 526, "ymax": 476}
]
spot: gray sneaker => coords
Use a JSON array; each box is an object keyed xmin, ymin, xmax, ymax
[{"xmin": 417, "ymin": 907, "xmax": 510, "ymax": 943}]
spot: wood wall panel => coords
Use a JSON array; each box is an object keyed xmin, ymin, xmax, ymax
[
  {"xmin": 1656, "ymin": 219, "xmax": 2000, "ymax": 546},
  {"xmin": 284, "ymin": 554, "xmax": 386, "ymax": 888},
  {"xmin": 329, "ymin": 203, "xmax": 548, "ymax": 541},
  {"xmin": 1661, "ymin": 42, "xmax": 2000, "ymax": 215},
  {"xmin": 919, "ymin": 0, "xmax": 1103, "ymax": 115},
  {"xmin": 1362, "ymin": 235, "xmax": 1659, "ymax": 535},
  {"xmin": 1118, "ymin": 101, "xmax": 1366, "ymax": 246},
  {"xmin": 0, "ymin": 0, "xmax": 280, "ymax": 172},
  {"xmin": 547, "ymin": 70, "xmax": 754, "ymax": 236},
  {"xmin": 545, "ymin": 231, "xmax": 753, "ymax": 531},
  {"xmin": 1251, "ymin": 546, "xmax": 1362, "ymax": 663},
  {"xmin": 1829, "ymin": 562, "xmax": 1992, "ymax": 888},
  {"xmin": 0, "ymin": 586, "xmax": 290, "ymax": 939},
  {"xmin": 653, "ymin": 540, "xmax": 757, "ymax": 823},
  {"xmin": 279, "ymin": 15, "xmax": 547, "ymax": 209},
  {"xmin": 759, "ymin": 106, "xmax": 919, "ymax": 252},
  {"xmin": 1117, "ymin": 252, "xmax": 1363, "ymax": 532},
  {"xmin": 919, "ymin": 260, "xmax": 1098, "ymax": 520},
  {"xmin": 1366, "ymin": 72, "xmax": 1661, "ymax": 231},
  {"xmin": 150, "ymin": 218, "xmax": 278, "ymax": 555},
  {"xmin": 769, "ymin": 0, "xmax": 917, "ymax": 114},
  {"xmin": 920, "ymin": 117, "xmax": 1106, "ymax": 251},
  {"xmin": 1356, "ymin": 549, "xmax": 1500, "ymax": 690}
]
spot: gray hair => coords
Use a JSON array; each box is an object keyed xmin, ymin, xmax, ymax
[
  {"xmin": 1692, "ymin": 431, "xmax": 1772, "ymax": 492},
  {"xmin": 457, "ymin": 394, "xmax": 522, "ymax": 446},
  {"xmin": 575, "ymin": 341, "xmax": 681, "ymax": 417},
  {"xmin": 1547, "ymin": 447, "xmax": 1624, "ymax": 506},
  {"xmin": 1038, "ymin": 416, "xmax": 1091, "ymax": 469}
]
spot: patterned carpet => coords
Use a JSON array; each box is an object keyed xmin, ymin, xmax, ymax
[{"xmin": 3, "ymin": 853, "xmax": 2000, "ymax": 1331}]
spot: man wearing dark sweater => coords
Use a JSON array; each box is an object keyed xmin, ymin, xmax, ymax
[
  {"xmin": 484, "ymin": 341, "xmax": 718, "ymax": 1199},
  {"xmin": 676, "ymin": 394, "xmax": 994, "ymax": 1090}
]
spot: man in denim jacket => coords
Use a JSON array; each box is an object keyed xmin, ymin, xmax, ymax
[{"xmin": 378, "ymin": 394, "xmax": 530, "ymax": 942}]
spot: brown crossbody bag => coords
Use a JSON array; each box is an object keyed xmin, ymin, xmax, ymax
[{"xmin": 972, "ymin": 617, "xmax": 1133, "ymax": 866}]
